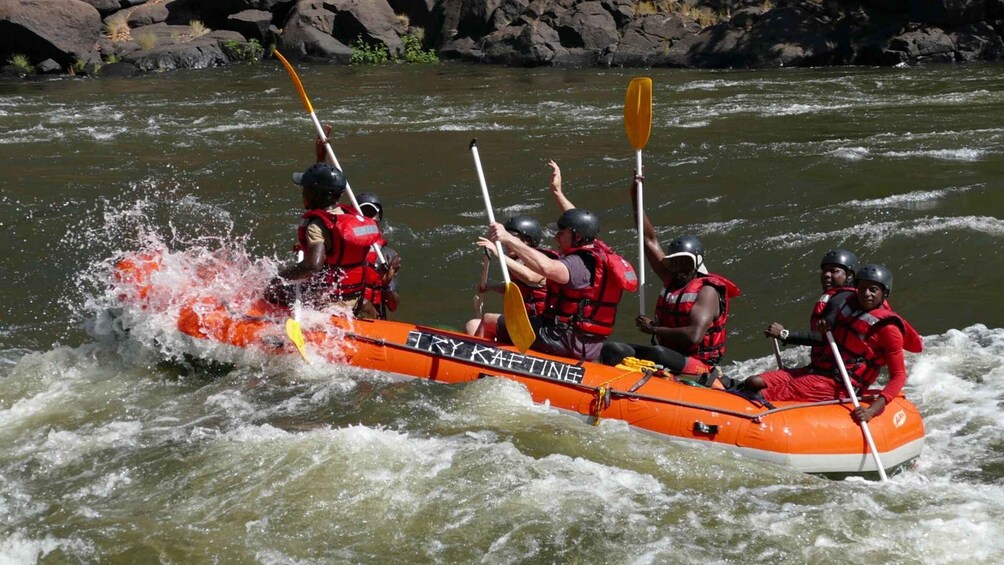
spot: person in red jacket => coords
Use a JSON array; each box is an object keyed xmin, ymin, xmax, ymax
[
  {"xmin": 599, "ymin": 174, "xmax": 740, "ymax": 386},
  {"xmin": 764, "ymin": 248, "xmax": 858, "ymax": 364},
  {"xmin": 488, "ymin": 208, "xmax": 637, "ymax": 361},
  {"xmin": 742, "ymin": 264, "xmax": 923, "ymax": 422},
  {"xmin": 264, "ymin": 163, "xmax": 383, "ymax": 317},
  {"xmin": 466, "ymin": 215, "xmax": 555, "ymax": 338},
  {"xmin": 356, "ymin": 191, "xmax": 402, "ymax": 319}
]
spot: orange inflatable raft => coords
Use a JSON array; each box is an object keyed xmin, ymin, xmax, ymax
[{"xmin": 116, "ymin": 251, "xmax": 925, "ymax": 479}]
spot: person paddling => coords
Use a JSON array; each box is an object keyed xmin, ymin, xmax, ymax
[
  {"xmin": 599, "ymin": 173, "xmax": 741, "ymax": 387},
  {"xmin": 741, "ymin": 264, "xmax": 923, "ymax": 420},
  {"xmin": 763, "ymin": 248, "xmax": 859, "ymax": 364},
  {"xmin": 264, "ymin": 163, "xmax": 383, "ymax": 317},
  {"xmin": 466, "ymin": 215, "xmax": 556, "ymax": 338},
  {"xmin": 487, "ymin": 207, "xmax": 637, "ymax": 362}
]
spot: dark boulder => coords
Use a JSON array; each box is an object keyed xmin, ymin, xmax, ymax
[
  {"xmin": 325, "ymin": 0, "xmax": 404, "ymax": 55},
  {"xmin": 226, "ymin": 9, "xmax": 272, "ymax": 42},
  {"xmin": 277, "ymin": 2, "xmax": 351, "ymax": 61},
  {"xmin": 98, "ymin": 60, "xmax": 141, "ymax": 76},
  {"xmin": 79, "ymin": 0, "xmax": 120, "ymax": 17},
  {"xmin": 480, "ymin": 20, "xmax": 567, "ymax": 66},
  {"xmin": 687, "ymin": 21, "xmax": 745, "ymax": 68},
  {"xmin": 887, "ymin": 27, "xmax": 956, "ymax": 63},
  {"xmin": 0, "ymin": 0, "xmax": 102, "ymax": 68},
  {"xmin": 127, "ymin": 30, "xmax": 242, "ymax": 70},
  {"xmin": 951, "ymin": 21, "xmax": 1004, "ymax": 60},
  {"xmin": 611, "ymin": 12, "xmax": 700, "ymax": 66},
  {"xmin": 36, "ymin": 57, "xmax": 60, "ymax": 72},
  {"xmin": 910, "ymin": 0, "xmax": 987, "ymax": 27},
  {"xmin": 552, "ymin": 1, "xmax": 618, "ymax": 50},
  {"xmin": 128, "ymin": 1, "xmax": 169, "ymax": 27},
  {"xmin": 735, "ymin": 6, "xmax": 844, "ymax": 67}
]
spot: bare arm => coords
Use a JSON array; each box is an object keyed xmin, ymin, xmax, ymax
[
  {"xmin": 477, "ymin": 237, "xmax": 546, "ymax": 286},
  {"xmin": 641, "ymin": 285, "xmax": 719, "ymax": 347},
  {"xmin": 279, "ymin": 240, "xmax": 325, "ymax": 280},
  {"xmin": 548, "ymin": 160, "xmax": 575, "ymax": 212},
  {"xmin": 490, "ymin": 223, "xmax": 570, "ymax": 284},
  {"xmin": 316, "ymin": 123, "xmax": 333, "ymax": 165},
  {"xmin": 630, "ymin": 173, "xmax": 672, "ymax": 285}
]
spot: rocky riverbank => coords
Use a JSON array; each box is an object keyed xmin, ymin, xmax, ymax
[{"xmin": 2, "ymin": 0, "xmax": 1003, "ymax": 78}]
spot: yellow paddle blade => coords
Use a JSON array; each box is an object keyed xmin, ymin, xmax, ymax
[
  {"xmin": 273, "ymin": 49, "xmax": 315, "ymax": 114},
  {"xmin": 502, "ymin": 282, "xmax": 535, "ymax": 353},
  {"xmin": 285, "ymin": 318, "xmax": 310, "ymax": 363},
  {"xmin": 624, "ymin": 77, "xmax": 653, "ymax": 150}
]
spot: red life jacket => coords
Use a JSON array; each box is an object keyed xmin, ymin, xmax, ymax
[
  {"xmin": 296, "ymin": 205, "xmax": 382, "ymax": 302},
  {"xmin": 653, "ymin": 273, "xmax": 741, "ymax": 364},
  {"xmin": 515, "ymin": 248, "xmax": 558, "ymax": 316},
  {"xmin": 807, "ymin": 287, "xmax": 856, "ymax": 369},
  {"xmin": 825, "ymin": 297, "xmax": 923, "ymax": 388},
  {"xmin": 361, "ymin": 237, "xmax": 390, "ymax": 314},
  {"xmin": 542, "ymin": 239, "xmax": 638, "ymax": 336}
]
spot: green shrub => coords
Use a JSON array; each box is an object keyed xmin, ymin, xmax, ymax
[
  {"xmin": 103, "ymin": 53, "xmax": 120, "ymax": 64},
  {"xmin": 8, "ymin": 54, "xmax": 33, "ymax": 74},
  {"xmin": 400, "ymin": 33, "xmax": 438, "ymax": 64},
  {"xmin": 350, "ymin": 40, "xmax": 391, "ymax": 64},
  {"xmin": 69, "ymin": 58, "xmax": 89, "ymax": 75},
  {"xmin": 222, "ymin": 38, "xmax": 263, "ymax": 64}
]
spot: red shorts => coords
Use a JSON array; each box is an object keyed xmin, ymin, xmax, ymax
[{"xmin": 760, "ymin": 367, "xmax": 845, "ymax": 402}]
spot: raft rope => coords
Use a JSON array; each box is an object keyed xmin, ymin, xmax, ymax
[{"xmin": 342, "ymin": 329, "xmax": 871, "ymax": 423}]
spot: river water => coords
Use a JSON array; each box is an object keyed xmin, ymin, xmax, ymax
[{"xmin": 1, "ymin": 62, "xmax": 1003, "ymax": 562}]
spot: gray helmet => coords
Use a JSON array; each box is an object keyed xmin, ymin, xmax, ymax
[
  {"xmin": 663, "ymin": 235, "xmax": 707, "ymax": 273},
  {"xmin": 293, "ymin": 163, "xmax": 346, "ymax": 207},
  {"xmin": 504, "ymin": 215, "xmax": 543, "ymax": 248},
  {"xmin": 356, "ymin": 192, "xmax": 383, "ymax": 219},
  {"xmin": 556, "ymin": 209, "xmax": 599, "ymax": 242},
  {"xmin": 856, "ymin": 263, "xmax": 893, "ymax": 296},
  {"xmin": 820, "ymin": 248, "xmax": 858, "ymax": 275}
]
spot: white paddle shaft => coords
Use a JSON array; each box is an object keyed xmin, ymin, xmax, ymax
[{"xmin": 826, "ymin": 330, "xmax": 888, "ymax": 481}]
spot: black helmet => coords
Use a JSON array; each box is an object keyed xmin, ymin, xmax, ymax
[
  {"xmin": 663, "ymin": 235, "xmax": 707, "ymax": 273},
  {"xmin": 820, "ymin": 248, "xmax": 858, "ymax": 275},
  {"xmin": 556, "ymin": 209, "xmax": 599, "ymax": 242},
  {"xmin": 856, "ymin": 263, "xmax": 893, "ymax": 296},
  {"xmin": 357, "ymin": 192, "xmax": 383, "ymax": 220},
  {"xmin": 504, "ymin": 215, "xmax": 543, "ymax": 248},
  {"xmin": 293, "ymin": 163, "xmax": 346, "ymax": 207}
]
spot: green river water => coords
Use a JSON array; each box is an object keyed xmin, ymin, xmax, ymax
[{"xmin": 0, "ymin": 62, "xmax": 1003, "ymax": 563}]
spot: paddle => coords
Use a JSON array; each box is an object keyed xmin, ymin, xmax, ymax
[
  {"xmin": 624, "ymin": 77, "xmax": 653, "ymax": 315},
  {"xmin": 825, "ymin": 330, "xmax": 888, "ymax": 481},
  {"xmin": 469, "ymin": 139, "xmax": 535, "ymax": 353},
  {"xmin": 273, "ymin": 49, "xmax": 386, "ymax": 265},
  {"xmin": 473, "ymin": 249, "xmax": 490, "ymax": 319},
  {"xmin": 286, "ymin": 250, "xmax": 310, "ymax": 363},
  {"xmin": 772, "ymin": 337, "xmax": 784, "ymax": 369}
]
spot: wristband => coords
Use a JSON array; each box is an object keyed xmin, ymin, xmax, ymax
[{"xmin": 779, "ymin": 329, "xmax": 789, "ymax": 341}]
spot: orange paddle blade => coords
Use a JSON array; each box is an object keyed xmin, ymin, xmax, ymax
[
  {"xmin": 273, "ymin": 49, "xmax": 315, "ymax": 115},
  {"xmin": 502, "ymin": 282, "xmax": 534, "ymax": 353},
  {"xmin": 624, "ymin": 77, "xmax": 653, "ymax": 150}
]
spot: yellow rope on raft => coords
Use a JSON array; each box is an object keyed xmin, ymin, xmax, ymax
[{"xmin": 591, "ymin": 358, "xmax": 653, "ymax": 425}]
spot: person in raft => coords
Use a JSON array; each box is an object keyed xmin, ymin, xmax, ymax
[
  {"xmin": 465, "ymin": 215, "xmax": 558, "ymax": 338},
  {"xmin": 740, "ymin": 264, "xmax": 923, "ymax": 422},
  {"xmin": 305, "ymin": 124, "xmax": 401, "ymax": 318},
  {"xmin": 263, "ymin": 163, "xmax": 384, "ymax": 317},
  {"xmin": 599, "ymin": 173, "xmax": 741, "ymax": 387},
  {"xmin": 763, "ymin": 248, "xmax": 859, "ymax": 362},
  {"xmin": 354, "ymin": 191, "xmax": 402, "ymax": 319},
  {"xmin": 486, "ymin": 206, "xmax": 638, "ymax": 362}
]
